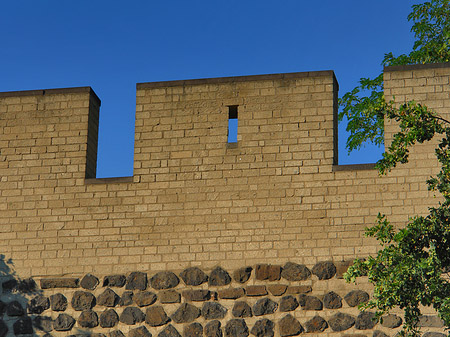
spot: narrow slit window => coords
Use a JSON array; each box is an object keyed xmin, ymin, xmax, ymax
[{"xmin": 227, "ymin": 105, "xmax": 238, "ymax": 143}]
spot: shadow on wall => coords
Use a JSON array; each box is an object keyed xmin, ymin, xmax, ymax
[{"xmin": 0, "ymin": 255, "xmax": 91, "ymax": 337}]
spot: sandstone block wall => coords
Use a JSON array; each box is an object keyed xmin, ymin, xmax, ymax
[{"xmin": 1, "ymin": 64, "xmax": 450, "ymax": 336}]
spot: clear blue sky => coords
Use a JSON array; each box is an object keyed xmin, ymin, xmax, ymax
[{"xmin": 1, "ymin": 1, "xmax": 416, "ymax": 177}]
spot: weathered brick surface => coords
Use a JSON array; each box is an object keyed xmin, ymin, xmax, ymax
[{"xmin": 0, "ymin": 65, "xmax": 449, "ymax": 337}]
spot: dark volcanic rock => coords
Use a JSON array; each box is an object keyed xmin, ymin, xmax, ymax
[
  {"xmin": 285, "ymin": 285, "xmax": 311, "ymax": 295},
  {"xmin": 184, "ymin": 322, "xmax": 203, "ymax": 337},
  {"xmin": 250, "ymin": 319, "xmax": 274, "ymax": 337},
  {"xmin": 129, "ymin": 326, "xmax": 152, "ymax": 337},
  {"xmin": 28, "ymin": 295, "xmax": 50, "ymax": 314},
  {"xmin": 202, "ymin": 302, "xmax": 227, "ymax": 320},
  {"xmin": 279, "ymin": 295, "xmax": 299, "ymax": 312},
  {"xmin": 146, "ymin": 306, "xmax": 170, "ymax": 327},
  {"xmin": 0, "ymin": 320, "xmax": 6, "ymax": 337},
  {"xmin": 2, "ymin": 279, "xmax": 17, "ymax": 293},
  {"xmin": 80, "ymin": 274, "xmax": 99, "ymax": 290},
  {"xmin": 34, "ymin": 316, "xmax": 53, "ymax": 332},
  {"xmin": 219, "ymin": 288, "xmax": 244, "ymax": 299},
  {"xmin": 151, "ymin": 271, "xmax": 179, "ymax": 290},
  {"xmin": 40, "ymin": 278, "xmax": 79, "ymax": 289},
  {"xmin": 119, "ymin": 307, "xmax": 145, "ymax": 325},
  {"xmin": 418, "ymin": 315, "xmax": 445, "ymax": 327},
  {"xmin": 99, "ymin": 309, "xmax": 119, "ymax": 328},
  {"xmin": 159, "ymin": 324, "xmax": 181, "ymax": 337},
  {"xmin": 13, "ymin": 316, "xmax": 33, "ymax": 335},
  {"xmin": 98, "ymin": 288, "xmax": 119, "ymax": 307},
  {"xmin": 103, "ymin": 275, "xmax": 126, "ymax": 287},
  {"xmin": 255, "ymin": 264, "xmax": 281, "ymax": 281},
  {"xmin": 267, "ymin": 285, "xmax": 287, "ymax": 296},
  {"xmin": 323, "ymin": 291, "xmax": 342, "ymax": 309},
  {"xmin": 381, "ymin": 314, "xmax": 402, "ymax": 328},
  {"xmin": 180, "ymin": 267, "xmax": 208, "ymax": 286},
  {"xmin": 246, "ymin": 286, "xmax": 267, "ymax": 297},
  {"xmin": 232, "ymin": 301, "xmax": 252, "ymax": 318},
  {"xmin": 328, "ymin": 312, "xmax": 355, "ymax": 332},
  {"xmin": 71, "ymin": 291, "xmax": 96, "ymax": 311},
  {"xmin": 205, "ymin": 320, "xmax": 222, "ymax": 337},
  {"xmin": 225, "ymin": 319, "xmax": 249, "ymax": 337},
  {"xmin": 356, "ymin": 312, "xmax": 377, "ymax": 330},
  {"xmin": 119, "ymin": 291, "xmax": 134, "ymax": 306},
  {"xmin": 281, "ymin": 262, "xmax": 310, "ymax": 281},
  {"xmin": 233, "ymin": 267, "xmax": 252, "ymax": 283},
  {"xmin": 0, "ymin": 301, "xmax": 5, "ymax": 315},
  {"xmin": 171, "ymin": 303, "xmax": 201, "ymax": 323},
  {"xmin": 253, "ymin": 298, "xmax": 278, "ymax": 316},
  {"xmin": 344, "ymin": 290, "xmax": 369, "ymax": 307},
  {"xmin": 305, "ymin": 316, "xmax": 328, "ymax": 333},
  {"xmin": 50, "ymin": 293, "xmax": 68, "ymax": 311},
  {"xmin": 422, "ymin": 333, "xmax": 446, "ymax": 337},
  {"xmin": 159, "ymin": 290, "xmax": 181, "ymax": 303},
  {"xmin": 279, "ymin": 314, "xmax": 303, "ymax": 337},
  {"xmin": 126, "ymin": 272, "xmax": 148, "ymax": 291},
  {"xmin": 78, "ymin": 309, "xmax": 99, "ymax": 328},
  {"xmin": 209, "ymin": 267, "xmax": 231, "ymax": 286},
  {"xmin": 335, "ymin": 260, "xmax": 354, "ymax": 279},
  {"xmin": 298, "ymin": 295, "xmax": 322, "ymax": 310},
  {"xmin": 134, "ymin": 291, "xmax": 157, "ymax": 307},
  {"xmin": 7, "ymin": 300, "xmax": 24, "ymax": 316},
  {"xmin": 53, "ymin": 313, "xmax": 76, "ymax": 331},
  {"xmin": 312, "ymin": 261, "xmax": 336, "ymax": 280},
  {"xmin": 183, "ymin": 289, "xmax": 211, "ymax": 302},
  {"xmin": 110, "ymin": 330, "xmax": 126, "ymax": 337}
]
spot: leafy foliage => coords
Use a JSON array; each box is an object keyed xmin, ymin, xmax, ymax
[
  {"xmin": 339, "ymin": 0, "xmax": 450, "ymax": 152},
  {"xmin": 341, "ymin": 1, "xmax": 450, "ymax": 336}
]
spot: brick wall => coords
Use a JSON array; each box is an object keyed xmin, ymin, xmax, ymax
[
  {"xmin": 2, "ymin": 64, "xmax": 450, "ymax": 336},
  {"xmin": 0, "ymin": 65, "xmax": 448, "ymax": 277}
]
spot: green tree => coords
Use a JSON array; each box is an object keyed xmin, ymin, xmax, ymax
[{"xmin": 340, "ymin": 1, "xmax": 450, "ymax": 336}]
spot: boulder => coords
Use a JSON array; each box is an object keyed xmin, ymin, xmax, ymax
[
  {"xmin": 253, "ymin": 298, "xmax": 278, "ymax": 316},
  {"xmin": 233, "ymin": 267, "xmax": 252, "ymax": 283},
  {"xmin": 158, "ymin": 324, "xmax": 181, "ymax": 337},
  {"xmin": 279, "ymin": 295, "xmax": 299, "ymax": 312},
  {"xmin": 146, "ymin": 306, "xmax": 170, "ymax": 327},
  {"xmin": 202, "ymin": 302, "xmax": 227, "ymax": 320},
  {"xmin": 151, "ymin": 271, "xmax": 179, "ymax": 290},
  {"xmin": 279, "ymin": 314, "xmax": 303, "ymax": 337},
  {"xmin": 103, "ymin": 274, "xmax": 126, "ymax": 287},
  {"xmin": 99, "ymin": 309, "xmax": 119, "ymax": 328},
  {"xmin": 209, "ymin": 267, "xmax": 231, "ymax": 286},
  {"xmin": 134, "ymin": 291, "xmax": 157, "ymax": 307},
  {"xmin": 305, "ymin": 316, "xmax": 328, "ymax": 333},
  {"xmin": 53, "ymin": 313, "xmax": 76, "ymax": 331},
  {"xmin": 171, "ymin": 303, "xmax": 201, "ymax": 323},
  {"xmin": 232, "ymin": 301, "xmax": 252, "ymax": 318},
  {"xmin": 77, "ymin": 310, "xmax": 98, "ymax": 328},
  {"xmin": 225, "ymin": 319, "xmax": 249, "ymax": 337},
  {"xmin": 180, "ymin": 267, "xmax": 208, "ymax": 286},
  {"xmin": 126, "ymin": 272, "xmax": 148, "ymax": 290},
  {"xmin": 50, "ymin": 293, "xmax": 68, "ymax": 311},
  {"xmin": 97, "ymin": 288, "xmax": 119, "ymax": 307},
  {"xmin": 205, "ymin": 320, "xmax": 222, "ymax": 337},
  {"xmin": 184, "ymin": 322, "xmax": 203, "ymax": 337},
  {"xmin": 250, "ymin": 318, "xmax": 274, "ymax": 337},
  {"xmin": 80, "ymin": 274, "xmax": 99, "ymax": 290},
  {"xmin": 328, "ymin": 312, "xmax": 355, "ymax": 332},
  {"xmin": 71, "ymin": 291, "xmax": 96, "ymax": 311},
  {"xmin": 119, "ymin": 307, "xmax": 145, "ymax": 325},
  {"xmin": 281, "ymin": 262, "xmax": 310, "ymax": 281},
  {"xmin": 311, "ymin": 261, "xmax": 336, "ymax": 280},
  {"xmin": 323, "ymin": 291, "xmax": 342, "ymax": 309}
]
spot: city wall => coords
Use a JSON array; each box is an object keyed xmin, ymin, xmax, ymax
[{"xmin": 1, "ymin": 63, "xmax": 449, "ymax": 336}]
